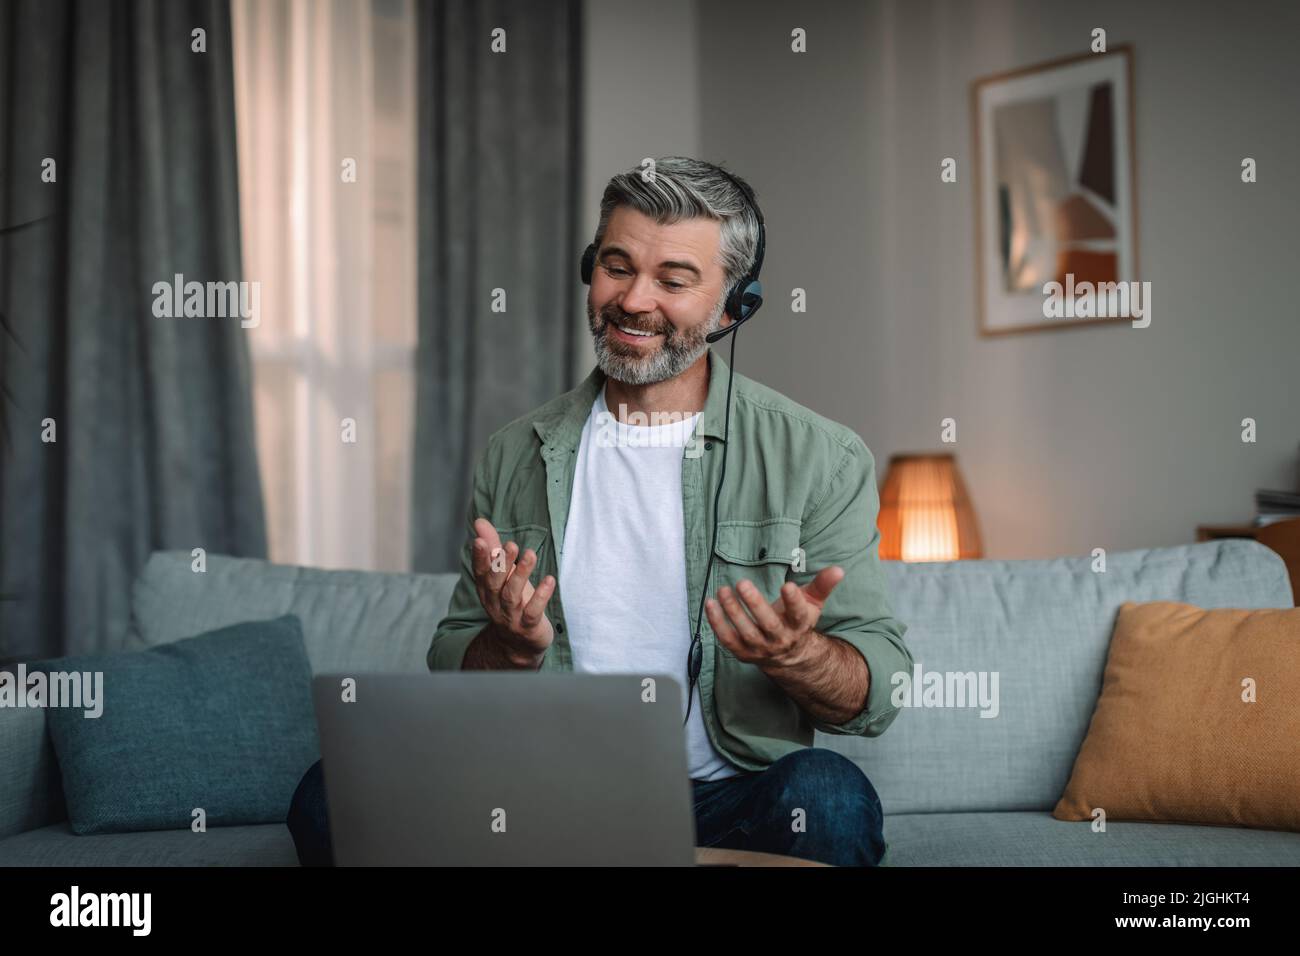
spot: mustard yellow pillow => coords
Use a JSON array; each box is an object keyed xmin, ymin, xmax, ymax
[{"xmin": 1054, "ymin": 600, "xmax": 1300, "ymax": 832}]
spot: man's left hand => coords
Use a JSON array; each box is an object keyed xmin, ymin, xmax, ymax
[{"xmin": 705, "ymin": 565, "xmax": 845, "ymax": 669}]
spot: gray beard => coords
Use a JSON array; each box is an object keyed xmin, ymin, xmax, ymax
[{"xmin": 587, "ymin": 294, "xmax": 726, "ymax": 386}]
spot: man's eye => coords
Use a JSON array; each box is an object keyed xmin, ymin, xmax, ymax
[{"xmin": 604, "ymin": 266, "xmax": 681, "ymax": 290}]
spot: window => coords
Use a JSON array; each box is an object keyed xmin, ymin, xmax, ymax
[{"xmin": 232, "ymin": 0, "xmax": 417, "ymax": 571}]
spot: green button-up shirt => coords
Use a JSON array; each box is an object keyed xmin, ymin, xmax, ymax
[{"xmin": 428, "ymin": 348, "xmax": 912, "ymax": 773}]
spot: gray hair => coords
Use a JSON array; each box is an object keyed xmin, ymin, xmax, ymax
[{"xmin": 592, "ymin": 156, "xmax": 762, "ymax": 294}]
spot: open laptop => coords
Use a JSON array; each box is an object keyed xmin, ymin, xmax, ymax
[{"xmin": 312, "ymin": 672, "xmax": 697, "ymax": 866}]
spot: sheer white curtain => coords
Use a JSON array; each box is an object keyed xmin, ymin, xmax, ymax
[{"xmin": 232, "ymin": 0, "xmax": 417, "ymax": 571}]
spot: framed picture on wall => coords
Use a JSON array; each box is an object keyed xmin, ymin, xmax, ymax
[{"xmin": 972, "ymin": 45, "xmax": 1139, "ymax": 336}]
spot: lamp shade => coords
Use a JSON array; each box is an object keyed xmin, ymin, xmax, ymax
[{"xmin": 877, "ymin": 453, "xmax": 982, "ymax": 561}]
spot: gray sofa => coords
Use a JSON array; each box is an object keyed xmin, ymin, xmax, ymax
[{"xmin": 3, "ymin": 538, "xmax": 1297, "ymax": 865}]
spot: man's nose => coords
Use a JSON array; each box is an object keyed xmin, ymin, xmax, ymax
[{"xmin": 618, "ymin": 272, "xmax": 660, "ymax": 316}]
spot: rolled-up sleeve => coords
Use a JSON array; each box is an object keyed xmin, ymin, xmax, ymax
[
  {"xmin": 427, "ymin": 447, "xmax": 495, "ymax": 671},
  {"xmin": 797, "ymin": 437, "xmax": 912, "ymax": 737}
]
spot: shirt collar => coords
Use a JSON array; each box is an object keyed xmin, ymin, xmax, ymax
[{"xmin": 532, "ymin": 348, "xmax": 733, "ymax": 452}]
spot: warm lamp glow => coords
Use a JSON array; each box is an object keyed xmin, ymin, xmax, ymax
[{"xmin": 877, "ymin": 454, "xmax": 982, "ymax": 561}]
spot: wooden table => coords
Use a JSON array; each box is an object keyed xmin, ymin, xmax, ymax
[{"xmin": 695, "ymin": 847, "xmax": 829, "ymax": 867}]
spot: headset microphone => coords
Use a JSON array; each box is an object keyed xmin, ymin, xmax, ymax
[{"xmin": 579, "ymin": 165, "xmax": 766, "ymax": 731}]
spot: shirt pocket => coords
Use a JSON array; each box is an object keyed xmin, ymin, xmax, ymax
[{"xmin": 709, "ymin": 519, "xmax": 803, "ymax": 656}]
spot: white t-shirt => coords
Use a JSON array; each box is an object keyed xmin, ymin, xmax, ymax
[{"xmin": 558, "ymin": 382, "xmax": 740, "ymax": 782}]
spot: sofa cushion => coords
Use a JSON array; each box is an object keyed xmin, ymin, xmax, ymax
[
  {"xmin": 883, "ymin": 811, "xmax": 1300, "ymax": 866},
  {"xmin": 817, "ymin": 540, "xmax": 1295, "ymax": 815},
  {"xmin": 0, "ymin": 704, "xmax": 64, "ymax": 840},
  {"xmin": 1054, "ymin": 600, "xmax": 1300, "ymax": 831},
  {"xmin": 127, "ymin": 551, "xmax": 458, "ymax": 674},
  {"xmin": 34, "ymin": 615, "xmax": 318, "ymax": 835},
  {"xmin": 0, "ymin": 821, "xmax": 299, "ymax": 866}
]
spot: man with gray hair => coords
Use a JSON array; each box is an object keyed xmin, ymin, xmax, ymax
[{"xmin": 289, "ymin": 157, "xmax": 911, "ymax": 867}]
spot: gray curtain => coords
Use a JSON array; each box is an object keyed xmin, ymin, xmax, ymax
[
  {"xmin": 412, "ymin": 0, "xmax": 582, "ymax": 573},
  {"xmin": 0, "ymin": 0, "xmax": 266, "ymax": 662}
]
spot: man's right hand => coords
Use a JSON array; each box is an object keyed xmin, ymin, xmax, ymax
[{"xmin": 469, "ymin": 517, "xmax": 557, "ymax": 669}]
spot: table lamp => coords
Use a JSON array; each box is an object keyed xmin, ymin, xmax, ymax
[{"xmin": 877, "ymin": 453, "xmax": 982, "ymax": 561}]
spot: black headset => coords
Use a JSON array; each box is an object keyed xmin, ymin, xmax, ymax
[{"xmin": 579, "ymin": 165, "xmax": 766, "ymax": 728}]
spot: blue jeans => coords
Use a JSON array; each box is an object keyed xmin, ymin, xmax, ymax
[
  {"xmin": 287, "ymin": 747, "xmax": 885, "ymax": 867},
  {"xmin": 693, "ymin": 747, "xmax": 887, "ymax": 866},
  {"xmin": 286, "ymin": 759, "xmax": 333, "ymax": 866}
]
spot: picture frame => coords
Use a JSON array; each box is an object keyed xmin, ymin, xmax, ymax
[{"xmin": 972, "ymin": 45, "xmax": 1139, "ymax": 336}]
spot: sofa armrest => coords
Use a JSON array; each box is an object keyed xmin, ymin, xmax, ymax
[{"xmin": 0, "ymin": 703, "xmax": 65, "ymax": 841}]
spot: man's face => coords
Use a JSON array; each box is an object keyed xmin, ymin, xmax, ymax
[{"xmin": 586, "ymin": 206, "xmax": 731, "ymax": 386}]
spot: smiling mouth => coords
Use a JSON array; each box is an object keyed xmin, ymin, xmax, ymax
[{"xmin": 610, "ymin": 321, "xmax": 662, "ymax": 339}]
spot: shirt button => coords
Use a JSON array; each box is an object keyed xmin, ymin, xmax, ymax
[
  {"xmin": 556, "ymin": 622, "xmax": 565, "ymax": 634},
  {"xmin": 758, "ymin": 547, "xmax": 767, "ymax": 558},
  {"xmin": 705, "ymin": 441, "xmax": 713, "ymax": 450}
]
